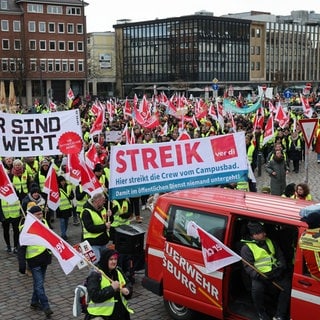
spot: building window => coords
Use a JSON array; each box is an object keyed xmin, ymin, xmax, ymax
[
  {"xmin": 39, "ymin": 40, "xmax": 46, "ymax": 50},
  {"xmin": 1, "ymin": 20, "xmax": 9, "ymax": 31},
  {"xmin": 29, "ymin": 40, "xmax": 36, "ymax": 50},
  {"xmin": 66, "ymin": 7, "xmax": 81, "ymax": 15},
  {"xmin": 68, "ymin": 41, "xmax": 74, "ymax": 51},
  {"xmin": 48, "ymin": 22, "xmax": 55, "ymax": 33},
  {"xmin": 30, "ymin": 59, "xmax": 37, "ymax": 71},
  {"xmin": 1, "ymin": 58, "xmax": 8, "ymax": 71},
  {"xmin": 47, "ymin": 5, "xmax": 62, "ymax": 14},
  {"xmin": 55, "ymin": 60, "xmax": 61, "ymax": 72},
  {"xmin": 40, "ymin": 60, "xmax": 46, "ymax": 72},
  {"xmin": 48, "ymin": 59, "xmax": 54, "ymax": 72},
  {"xmin": 77, "ymin": 41, "xmax": 83, "ymax": 51},
  {"xmin": 49, "ymin": 40, "xmax": 56, "ymax": 51},
  {"xmin": 10, "ymin": 59, "xmax": 16, "ymax": 72},
  {"xmin": 250, "ymin": 46, "xmax": 255, "ymax": 55},
  {"xmin": 67, "ymin": 23, "xmax": 74, "ymax": 34},
  {"xmin": 1, "ymin": 0, "xmax": 8, "ymax": 10},
  {"xmin": 13, "ymin": 20, "xmax": 20, "ymax": 32},
  {"xmin": 14, "ymin": 39, "xmax": 21, "ymax": 50},
  {"xmin": 69, "ymin": 60, "xmax": 75, "ymax": 72},
  {"xmin": 255, "ymin": 46, "xmax": 260, "ymax": 55},
  {"xmin": 250, "ymin": 62, "xmax": 255, "ymax": 71},
  {"xmin": 2, "ymin": 39, "xmax": 9, "ymax": 50},
  {"xmin": 58, "ymin": 41, "xmax": 65, "ymax": 51},
  {"xmin": 256, "ymin": 28, "xmax": 261, "ymax": 38},
  {"xmin": 58, "ymin": 23, "xmax": 64, "ymax": 33},
  {"xmin": 78, "ymin": 60, "xmax": 84, "ymax": 72},
  {"xmin": 62, "ymin": 60, "xmax": 68, "ymax": 72},
  {"xmin": 76, "ymin": 24, "xmax": 83, "ymax": 34},
  {"xmin": 28, "ymin": 21, "xmax": 36, "ymax": 32},
  {"xmin": 39, "ymin": 22, "xmax": 46, "ymax": 32},
  {"xmin": 256, "ymin": 62, "xmax": 261, "ymax": 70},
  {"xmin": 27, "ymin": 4, "xmax": 43, "ymax": 13}
]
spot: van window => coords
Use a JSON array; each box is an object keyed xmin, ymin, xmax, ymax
[{"xmin": 166, "ymin": 205, "xmax": 227, "ymax": 248}]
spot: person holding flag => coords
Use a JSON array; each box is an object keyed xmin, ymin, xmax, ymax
[
  {"xmin": 18, "ymin": 205, "xmax": 54, "ymax": 318},
  {"xmin": 240, "ymin": 221, "xmax": 291, "ymax": 320}
]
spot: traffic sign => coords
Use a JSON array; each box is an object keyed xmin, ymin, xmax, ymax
[
  {"xmin": 284, "ymin": 90, "xmax": 292, "ymax": 99},
  {"xmin": 212, "ymin": 84, "xmax": 219, "ymax": 90},
  {"xmin": 299, "ymin": 118, "xmax": 318, "ymax": 149}
]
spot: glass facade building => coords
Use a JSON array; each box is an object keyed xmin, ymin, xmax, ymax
[{"xmin": 115, "ymin": 15, "xmax": 252, "ymax": 96}]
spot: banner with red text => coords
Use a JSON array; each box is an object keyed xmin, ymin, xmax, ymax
[
  {"xmin": 109, "ymin": 132, "xmax": 247, "ymax": 200},
  {"xmin": 0, "ymin": 109, "xmax": 82, "ymax": 157}
]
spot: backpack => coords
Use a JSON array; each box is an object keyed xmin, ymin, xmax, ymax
[{"xmin": 73, "ymin": 281, "xmax": 89, "ymax": 317}]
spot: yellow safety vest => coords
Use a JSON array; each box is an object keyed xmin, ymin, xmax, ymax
[
  {"xmin": 87, "ymin": 269, "xmax": 134, "ymax": 316},
  {"xmin": 1, "ymin": 199, "xmax": 20, "ymax": 219},
  {"xmin": 80, "ymin": 207, "xmax": 107, "ymax": 240},
  {"xmin": 246, "ymin": 238, "xmax": 277, "ymax": 273},
  {"xmin": 12, "ymin": 172, "xmax": 29, "ymax": 194},
  {"xmin": 111, "ymin": 199, "xmax": 130, "ymax": 228}
]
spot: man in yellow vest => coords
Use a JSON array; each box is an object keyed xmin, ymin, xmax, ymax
[
  {"xmin": 240, "ymin": 222, "xmax": 291, "ymax": 320},
  {"xmin": 18, "ymin": 205, "xmax": 53, "ymax": 318},
  {"xmin": 80, "ymin": 192, "xmax": 111, "ymax": 263}
]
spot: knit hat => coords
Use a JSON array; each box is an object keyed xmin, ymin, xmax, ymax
[
  {"xmin": 301, "ymin": 212, "xmax": 320, "ymax": 229},
  {"xmin": 247, "ymin": 222, "xmax": 265, "ymax": 235},
  {"xmin": 28, "ymin": 205, "xmax": 42, "ymax": 214},
  {"xmin": 93, "ymin": 163, "xmax": 103, "ymax": 172},
  {"xmin": 29, "ymin": 184, "xmax": 41, "ymax": 195}
]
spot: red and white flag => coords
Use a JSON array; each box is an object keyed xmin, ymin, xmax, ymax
[
  {"xmin": 263, "ymin": 115, "xmax": 274, "ymax": 146},
  {"xmin": 176, "ymin": 130, "xmax": 191, "ymax": 141},
  {"xmin": 274, "ymin": 105, "xmax": 289, "ymax": 128},
  {"xmin": 49, "ymin": 99, "xmax": 57, "ymax": 111},
  {"xmin": 67, "ymin": 88, "xmax": 75, "ymax": 100},
  {"xmin": 90, "ymin": 102, "xmax": 105, "ymax": 136},
  {"xmin": 300, "ymin": 93, "xmax": 313, "ymax": 118},
  {"xmin": 65, "ymin": 153, "xmax": 82, "ymax": 185},
  {"xmin": 85, "ymin": 143, "xmax": 99, "ymax": 169},
  {"xmin": 19, "ymin": 213, "xmax": 83, "ymax": 274},
  {"xmin": 42, "ymin": 165, "xmax": 60, "ymax": 211},
  {"xmin": 0, "ymin": 162, "xmax": 19, "ymax": 204},
  {"xmin": 187, "ymin": 221, "xmax": 241, "ymax": 273}
]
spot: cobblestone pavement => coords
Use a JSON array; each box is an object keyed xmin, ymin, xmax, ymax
[{"xmin": 0, "ymin": 152, "xmax": 319, "ymax": 320}]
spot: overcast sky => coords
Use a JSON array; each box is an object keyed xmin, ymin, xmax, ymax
[{"xmin": 85, "ymin": 0, "xmax": 319, "ymax": 32}]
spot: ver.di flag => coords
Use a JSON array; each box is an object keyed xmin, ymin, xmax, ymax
[
  {"xmin": 42, "ymin": 164, "xmax": 60, "ymax": 211},
  {"xmin": 0, "ymin": 161, "xmax": 19, "ymax": 204},
  {"xmin": 19, "ymin": 213, "xmax": 84, "ymax": 274},
  {"xmin": 187, "ymin": 221, "xmax": 241, "ymax": 273}
]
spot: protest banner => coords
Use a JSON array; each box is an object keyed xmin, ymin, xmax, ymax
[
  {"xmin": 109, "ymin": 131, "xmax": 248, "ymax": 200},
  {"xmin": 0, "ymin": 109, "xmax": 82, "ymax": 157}
]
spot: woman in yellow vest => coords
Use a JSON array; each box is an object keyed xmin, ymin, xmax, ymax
[
  {"xmin": 18, "ymin": 205, "xmax": 53, "ymax": 318},
  {"xmin": 0, "ymin": 198, "xmax": 21, "ymax": 253},
  {"xmin": 56, "ymin": 175, "xmax": 74, "ymax": 241},
  {"xmin": 86, "ymin": 248, "xmax": 133, "ymax": 320}
]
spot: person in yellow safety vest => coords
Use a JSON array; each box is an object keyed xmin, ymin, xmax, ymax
[
  {"xmin": 56, "ymin": 176, "xmax": 74, "ymax": 241},
  {"xmin": 80, "ymin": 192, "xmax": 112, "ymax": 263},
  {"xmin": 17, "ymin": 205, "xmax": 53, "ymax": 318},
  {"xmin": 9, "ymin": 158, "xmax": 32, "ymax": 201},
  {"xmin": 0, "ymin": 198, "xmax": 21, "ymax": 253},
  {"xmin": 86, "ymin": 248, "xmax": 134, "ymax": 320},
  {"xmin": 291, "ymin": 183, "xmax": 313, "ymax": 201},
  {"xmin": 110, "ymin": 198, "xmax": 133, "ymax": 242},
  {"xmin": 23, "ymin": 156, "xmax": 39, "ymax": 183},
  {"xmin": 287, "ymin": 131, "xmax": 303, "ymax": 173},
  {"xmin": 75, "ymin": 184, "xmax": 90, "ymax": 224},
  {"xmin": 240, "ymin": 222, "xmax": 291, "ymax": 320}
]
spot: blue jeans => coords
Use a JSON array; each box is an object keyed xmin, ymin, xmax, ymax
[
  {"xmin": 59, "ymin": 217, "xmax": 69, "ymax": 238},
  {"xmin": 31, "ymin": 265, "xmax": 50, "ymax": 310}
]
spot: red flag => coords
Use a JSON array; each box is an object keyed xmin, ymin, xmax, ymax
[
  {"xmin": 67, "ymin": 88, "xmax": 74, "ymax": 100},
  {"xmin": 263, "ymin": 115, "xmax": 274, "ymax": 146},
  {"xmin": 43, "ymin": 165, "xmax": 60, "ymax": 211},
  {"xmin": 19, "ymin": 213, "xmax": 83, "ymax": 274},
  {"xmin": 274, "ymin": 105, "xmax": 289, "ymax": 128},
  {"xmin": 66, "ymin": 153, "xmax": 82, "ymax": 185},
  {"xmin": 187, "ymin": 221, "xmax": 241, "ymax": 273},
  {"xmin": 176, "ymin": 130, "xmax": 191, "ymax": 140},
  {"xmin": 85, "ymin": 143, "xmax": 99, "ymax": 169},
  {"xmin": 300, "ymin": 93, "xmax": 313, "ymax": 118},
  {"xmin": 106, "ymin": 100, "xmax": 115, "ymax": 121},
  {"xmin": 159, "ymin": 122, "xmax": 168, "ymax": 136},
  {"xmin": 90, "ymin": 102, "xmax": 105, "ymax": 136},
  {"xmin": 0, "ymin": 162, "xmax": 19, "ymax": 204},
  {"xmin": 123, "ymin": 97, "xmax": 132, "ymax": 118},
  {"xmin": 49, "ymin": 99, "xmax": 57, "ymax": 111},
  {"xmin": 139, "ymin": 95, "xmax": 151, "ymax": 119},
  {"xmin": 80, "ymin": 161, "xmax": 104, "ymax": 196}
]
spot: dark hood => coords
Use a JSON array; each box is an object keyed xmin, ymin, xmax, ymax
[{"xmin": 98, "ymin": 248, "xmax": 119, "ymax": 273}]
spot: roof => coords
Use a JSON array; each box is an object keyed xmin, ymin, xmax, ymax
[{"xmin": 160, "ymin": 187, "xmax": 313, "ymax": 225}]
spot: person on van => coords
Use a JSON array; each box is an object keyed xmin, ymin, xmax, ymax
[{"xmin": 240, "ymin": 222, "xmax": 291, "ymax": 320}]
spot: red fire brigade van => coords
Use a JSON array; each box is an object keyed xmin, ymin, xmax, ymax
[{"xmin": 142, "ymin": 187, "xmax": 320, "ymax": 320}]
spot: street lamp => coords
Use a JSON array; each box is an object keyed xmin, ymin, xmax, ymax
[{"xmin": 39, "ymin": 65, "xmax": 44, "ymax": 104}]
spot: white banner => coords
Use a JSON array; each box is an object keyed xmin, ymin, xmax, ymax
[
  {"xmin": 109, "ymin": 132, "xmax": 248, "ymax": 200},
  {"xmin": 0, "ymin": 110, "xmax": 82, "ymax": 157}
]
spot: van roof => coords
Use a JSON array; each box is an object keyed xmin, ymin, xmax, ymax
[{"xmin": 161, "ymin": 188, "xmax": 313, "ymax": 226}]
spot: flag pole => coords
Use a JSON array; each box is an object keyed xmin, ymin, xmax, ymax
[{"xmin": 241, "ymin": 258, "xmax": 283, "ymax": 291}]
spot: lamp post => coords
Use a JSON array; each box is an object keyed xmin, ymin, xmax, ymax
[{"xmin": 39, "ymin": 65, "xmax": 43, "ymax": 104}]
